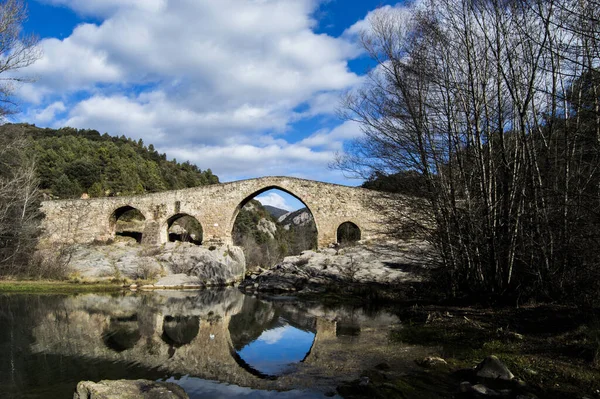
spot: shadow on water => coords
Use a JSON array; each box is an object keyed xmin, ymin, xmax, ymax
[
  {"xmin": 102, "ymin": 315, "xmax": 142, "ymax": 352},
  {"xmin": 161, "ymin": 315, "xmax": 200, "ymax": 347}
]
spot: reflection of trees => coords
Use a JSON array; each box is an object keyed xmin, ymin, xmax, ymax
[
  {"xmin": 229, "ymin": 297, "xmax": 279, "ymax": 351},
  {"xmin": 0, "ymin": 296, "xmax": 168, "ymax": 398}
]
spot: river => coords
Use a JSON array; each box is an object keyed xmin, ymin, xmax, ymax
[{"xmin": 0, "ymin": 289, "xmax": 431, "ymax": 398}]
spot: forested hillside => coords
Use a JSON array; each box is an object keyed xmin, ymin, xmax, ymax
[{"xmin": 0, "ymin": 123, "xmax": 219, "ymax": 199}]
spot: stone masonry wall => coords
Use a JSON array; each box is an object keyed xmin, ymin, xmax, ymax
[{"xmin": 39, "ymin": 176, "xmax": 405, "ymax": 249}]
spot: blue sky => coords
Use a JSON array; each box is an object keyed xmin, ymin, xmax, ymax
[
  {"xmin": 237, "ymin": 323, "xmax": 315, "ymax": 376},
  {"xmin": 15, "ymin": 0, "xmax": 408, "ymax": 209}
]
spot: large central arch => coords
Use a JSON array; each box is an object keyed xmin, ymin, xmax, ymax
[{"xmin": 228, "ymin": 185, "xmax": 320, "ymax": 242}]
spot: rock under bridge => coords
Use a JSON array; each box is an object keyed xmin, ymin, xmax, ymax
[{"xmin": 40, "ymin": 176, "xmax": 398, "ymax": 248}]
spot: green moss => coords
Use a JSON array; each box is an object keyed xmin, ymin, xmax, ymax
[{"xmin": 391, "ymin": 316, "xmax": 600, "ymax": 399}]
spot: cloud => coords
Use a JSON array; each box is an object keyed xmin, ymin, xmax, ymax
[
  {"xmin": 38, "ymin": 0, "xmax": 166, "ymax": 18},
  {"xmin": 18, "ymin": 0, "xmax": 382, "ymax": 183},
  {"xmin": 298, "ymin": 120, "xmax": 363, "ymax": 150},
  {"xmin": 26, "ymin": 101, "xmax": 66, "ymax": 124},
  {"xmin": 258, "ymin": 326, "xmax": 288, "ymax": 344},
  {"xmin": 256, "ymin": 193, "xmax": 295, "ymax": 211},
  {"xmin": 162, "ymin": 141, "xmax": 342, "ymax": 181},
  {"xmin": 343, "ymin": 3, "xmax": 414, "ymax": 38}
]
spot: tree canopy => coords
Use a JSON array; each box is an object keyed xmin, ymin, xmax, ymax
[{"xmin": 0, "ymin": 123, "xmax": 219, "ymax": 199}]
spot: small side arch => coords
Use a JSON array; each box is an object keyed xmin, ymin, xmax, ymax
[
  {"xmin": 337, "ymin": 221, "xmax": 361, "ymax": 245},
  {"xmin": 110, "ymin": 205, "xmax": 147, "ymax": 243},
  {"xmin": 163, "ymin": 213, "xmax": 203, "ymax": 245}
]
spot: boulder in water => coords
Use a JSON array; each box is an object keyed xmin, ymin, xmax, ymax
[{"xmin": 73, "ymin": 379, "xmax": 189, "ymax": 399}]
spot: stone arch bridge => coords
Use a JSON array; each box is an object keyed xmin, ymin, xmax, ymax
[{"xmin": 40, "ymin": 176, "xmax": 396, "ymax": 248}]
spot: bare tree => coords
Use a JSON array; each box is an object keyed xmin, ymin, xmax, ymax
[
  {"xmin": 338, "ymin": 0, "xmax": 600, "ymax": 302},
  {"xmin": 0, "ymin": 0, "xmax": 41, "ymax": 275}
]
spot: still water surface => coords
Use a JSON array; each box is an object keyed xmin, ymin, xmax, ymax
[{"xmin": 0, "ymin": 289, "xmax": 408, "ymax": 398}]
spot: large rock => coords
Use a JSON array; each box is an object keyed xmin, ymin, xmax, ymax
[
  {"xmin": 159, "ymin": 243, "xmax": 245, "ymax": 285},
  {"xmin": 240, "ymin": 240, "xmax": 432, "ymax": 292},
  {"xmin": 64, "ymin": 242, "xmax": 246, "ymax": 286},
  {"xmin": 73, "ymin": 379, "xmax": 188, "ymax": 399},
  {"xmin": 256, "ymin": 218, "xmax": 277, "ymax": 239}
]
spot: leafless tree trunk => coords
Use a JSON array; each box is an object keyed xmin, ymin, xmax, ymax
[
  {"xmin": 0, "ymin": 134, "xmax": 41, "ymax": 273},
  {"xmin": 338, "ymin": 0, "xmax": 600, "ymax": 302},
  {"xmin": 0, "ymin": 0, "xmax": 41, "ymax": 276}
]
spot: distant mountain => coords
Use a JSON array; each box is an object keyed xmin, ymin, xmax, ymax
[
  {"xmin": 263, "ymin": 205, "xmax": 289, "ymax": 219},
  {"xmin": 278, "ymin": 208, "xmax": 313, "ymax": 230}
]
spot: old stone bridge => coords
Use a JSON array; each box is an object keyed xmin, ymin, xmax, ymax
[{"xmin": 40, "ymin": 176, "xmax": 394, "ymax": 248}]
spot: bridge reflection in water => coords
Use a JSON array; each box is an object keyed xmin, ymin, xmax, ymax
[{"xmin": 28, "ymin": 289, "xmax": 413, "ymax": 394}]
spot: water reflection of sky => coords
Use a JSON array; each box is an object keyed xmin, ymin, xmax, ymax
[{"xmin": 237, "ymin": 323, "xmax": 315, "ymax": 376}]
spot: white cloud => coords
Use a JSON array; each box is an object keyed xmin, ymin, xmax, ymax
[
  {"xmin": 17, "ymin": 0, "xmax": 384, "ymax": 183},
  {"xmin": 299, "ymin": 120, "xmax": 363, "ymax": 150},
  {"xmin": 256, "ymin": 193, "xmax": 294, "ymax": 212},
  {"xmin": 258, "ymin": 326, "xmax": 288, "ymax": 344},
  {"xmin": 21, "ymin": 0, "xmax": 362, "ymax": 137},
  {"xmin": 39, "ymin": 0, "xmax": 166, "ymax": 18},
  {"xmin": 27, "ymin": 101, "xmax": 66, "ymax": 124},
  {"xmin": 162, "ymin": 142, "xmax": 337, "ymax": 181},
  {"xmin": 343, "ymin": 3, "xmax": 414, "ymax": 38}
]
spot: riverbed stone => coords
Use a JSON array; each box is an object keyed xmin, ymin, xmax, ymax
[
  {"xmin": 153, "ymin": 273, "xmax": 203, "ymax": 287},
  {"xmin": 470, "ymin": 384, "xmax": 501, "ymax": 396},
  {"xmin": 475, "ymin": 356, "xmax": 515, "ymax": 381},
  {"xmin": 73, "ymin": 379, "xmax": 189, "ymax": 399},
  {"xmin": 416, "ymin": 356, "xmax": 448, "ymax": 368}
]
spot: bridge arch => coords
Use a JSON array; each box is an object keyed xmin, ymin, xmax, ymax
[
  {"xmin": 109, "ymin": 205, "xmax": 147, "ymax": 243},
  {"xmin": 161, "ymin": 213, "xmax": 203, "ymax": 245},
  {"xmin": 337, "ymin": 221, "xmax": 361, "ymax": 245},
  {"xmin": 228, "ymin": 185, "xmax": 320, "ymax": 240}
]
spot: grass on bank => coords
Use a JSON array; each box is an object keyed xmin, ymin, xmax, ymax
[
  {"xmin": 388, "ymin": 305, "xmax": 600, "ymax": 399},
  {"xmin": 0, "ymin": 279, "xmax": 127, "ymax": 293}
]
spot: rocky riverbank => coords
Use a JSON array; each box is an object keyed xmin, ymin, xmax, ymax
[
  {"xmin": 239, "ymin": 240, "xmax": 435, "ymax": 296},
  {"xmin": 46, "ymin": 238, "xmax": 435, "ymax": 294},
  {"xmin": 53, "ymin": 238, "xmax": 246, "ymax": 286}
]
